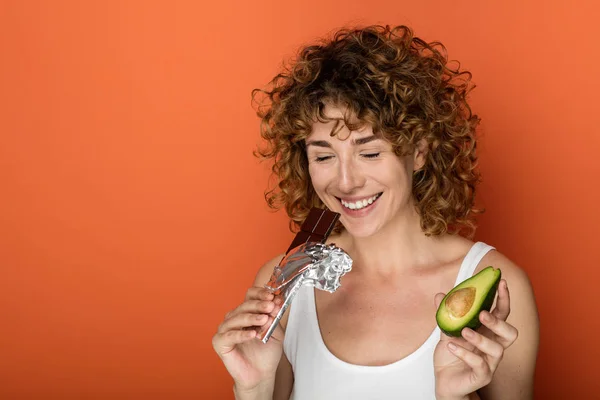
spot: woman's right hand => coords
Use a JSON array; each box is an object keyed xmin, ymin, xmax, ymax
[{"xmin": 212, "ymin": 286, "xmax": 285, "ymax": 393}]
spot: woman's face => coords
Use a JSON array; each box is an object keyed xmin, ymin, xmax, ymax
[{"xmin": 305, "ymin": 107, "xmax": 423, "ymax": 238}]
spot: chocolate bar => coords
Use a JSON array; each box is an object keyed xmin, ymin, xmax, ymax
[
  {"xmin": 258, "ymin": 207, "xmax": 351, "ymax": 343},
  {"xmin": 285, "ymin": 207, "xmax": 340, "ymax": 253}
]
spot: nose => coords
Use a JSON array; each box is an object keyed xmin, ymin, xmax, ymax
[{"xmin": 337, "ymin": 157, "xmax": 366, "ymax": 193}]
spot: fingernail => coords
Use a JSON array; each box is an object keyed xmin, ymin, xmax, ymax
[
  {"xmin": 462, "ymin": 328, "xmax": 474, "ymax": 338},
  {"xmin": 448, "ymin": 342, "xmax": 457, "ymax": 351},
  {"xmin": 481, "ymin": 311, "xmax": 492, "ymax": 322}
]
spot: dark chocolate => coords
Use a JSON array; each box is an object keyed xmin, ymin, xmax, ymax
[
  {"xmin": 313, "ymin": 210, "xmax": 338, "ymax": 237},
  {"xmin": 285, "ymin": 208, "xmax": 340, "ymax": 254},
  {"xmin": 300, "ymin": 208, "xmax": 325, "ymax": 232},
  {"xmin": 286, "ymin": 231, "xmax": 312, "ymax": 254}
]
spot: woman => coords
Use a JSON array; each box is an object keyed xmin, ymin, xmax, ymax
[{"xmin": 212, "ymin": 25, "xmax": 539, "ymax": 399}]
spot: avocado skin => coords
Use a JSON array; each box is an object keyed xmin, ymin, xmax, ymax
[{"xmin": 436, "ymin": 267, "xmax": 501, "ymax": 337}]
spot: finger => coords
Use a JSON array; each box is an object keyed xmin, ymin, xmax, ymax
[
  {"xmin": 212, "ymin": 329, "xmax": 257, "ymax": 356},
  {"xmin": 245, "ymin": 287, "xmax": 275, "ymax": 301},
  {"xmin": 273, "ymin": 294, "xmax": 283, "ymax": 306},
  {"xmin": 461, "ymin": 327, "xmax": 504, "ymax": 370},
  {"xmin": 223, "ymin": 299, "xmax": 276, "ymax": 322},
  {"xmin": 256, "ymin": 314, "xmax": 285, "ymax": 341},
  {"xmin": 447, "ymin": 342, "xmax": 493, "ymax": 387},
  {"xmin": 218, "ymin": 312, "xmax": 269, "ymax": 334},
  {"xmin": 439, "ymin": 334, "xmax": 477, "ymax": 353},
  {"xmin": 491, "ymin": 280, "xmax": 511, "ymax": 321},
  {"xmin": 479, "ymin": 310, "xmax": 519, "ymax": 348}
]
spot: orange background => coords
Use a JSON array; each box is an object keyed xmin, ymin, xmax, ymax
[{"xmin": 1, "ymin": 1, "xmax": 598, "ymax": 399}]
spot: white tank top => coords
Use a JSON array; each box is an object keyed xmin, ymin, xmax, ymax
[{"xmin": 283, "ymin": 242, "xmax": 495, "ymax": 400}]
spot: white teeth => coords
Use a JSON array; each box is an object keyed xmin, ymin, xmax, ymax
[{"xmin": 340, "ymin": 194, "xmax": 380, "ymax": 210}]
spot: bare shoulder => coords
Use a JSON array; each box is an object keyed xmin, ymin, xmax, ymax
[
  {"xmin": 253, "ymin": 253, "xmax": 286, "ymax": 287},
  {"xmin": 476, "ymin": 248, "xmax": 536, "ymax": 298},
  {"xmin": 476, "ymin": 247, "xmax": 539, "ymax": 323}
]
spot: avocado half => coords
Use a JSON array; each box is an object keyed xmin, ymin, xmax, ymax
[{"xmin": 436, "ymin": 266, "xmax": 501, "ymax": 337}]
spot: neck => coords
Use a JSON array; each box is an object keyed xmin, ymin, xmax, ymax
[{"xmin": 343, "ymin": 206, "xmax": 444, "ymax": 275}]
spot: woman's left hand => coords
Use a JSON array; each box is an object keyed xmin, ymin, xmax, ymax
[{"xmin": 433, "ymin": 279, "xmax": 519, "ymax": 400}]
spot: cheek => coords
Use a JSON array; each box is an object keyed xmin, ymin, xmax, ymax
[
  {"xmin": 376, "ymin": 164, "xmax": 411, "ymax": 192},
  {"xmin": 308, "ymin": 165, "xmax": 329, "ymax": 191},
  {"xmin": 388, "ymin": 172, "xmax": 413, "ymax": 199}
]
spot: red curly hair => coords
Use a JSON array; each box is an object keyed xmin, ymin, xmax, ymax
[{"xmin": 252, "ymin": 24, "xmax": 483, "ymax": 237}]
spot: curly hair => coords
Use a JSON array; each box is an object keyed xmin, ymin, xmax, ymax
[{"xmin": 252, "ymin": 24, "xmax": 483, "ymax": 238}]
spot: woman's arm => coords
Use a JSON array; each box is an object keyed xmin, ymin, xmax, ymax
[
  {"xmin": 273, "ymin": 353, "xmax": 294, "ymax": 400},
  {"xmin": 252, "ymin": 255, "xmax": 294, "ymax": 400},
  {"xmin": 478, "ymin": 251, "xmax": 540, "ymax": 399}
]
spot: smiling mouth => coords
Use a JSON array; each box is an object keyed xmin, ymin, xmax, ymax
[{"xmin": 336, "ymin": 193, "xmax": 383, "ymax": 210}]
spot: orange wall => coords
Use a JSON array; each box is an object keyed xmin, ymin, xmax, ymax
[{"xmin": 1, "ymin": 1, "xmax": 598, "ymax": 399}]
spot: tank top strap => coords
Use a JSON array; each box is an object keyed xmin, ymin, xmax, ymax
[
  {"xmin": 282, "ymin": 283, "xmax": 310, "ymax": 366},
  {"xmin": 454, "ymin": 242, "xmax": 496, "ymax": 286}
]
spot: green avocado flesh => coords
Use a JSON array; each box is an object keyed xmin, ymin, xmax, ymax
[{"xmin": 436, "ymin": 266, "xmax": 501, "ymax": 337}]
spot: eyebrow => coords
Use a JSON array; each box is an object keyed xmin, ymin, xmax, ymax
[{"xmin": 305, "ymin": 135, "xmax": 380, "ymax": 148}]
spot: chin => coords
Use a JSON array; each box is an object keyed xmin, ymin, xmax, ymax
[{"xmin": 339, "ymin": 219, "xmax": 381, "ymax": 239}]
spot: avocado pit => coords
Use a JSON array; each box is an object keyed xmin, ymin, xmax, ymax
[{"xmin": 445, "ymin": 287, "xmax": 476, "ymax": 318}]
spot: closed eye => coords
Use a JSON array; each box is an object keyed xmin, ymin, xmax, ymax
[
  {"xmin": 315, "ymin": 155, "xmax": 334, "ymax": 162},
  {"xmin": 362, "ymin": 153, "xmax": 380, "ymax": 159}
]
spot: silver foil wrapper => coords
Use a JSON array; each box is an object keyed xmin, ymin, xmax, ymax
[{"xmin": 258, "ymin": 242, "xmax": 353, "ymax": 343}]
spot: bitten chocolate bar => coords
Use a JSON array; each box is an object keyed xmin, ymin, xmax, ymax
[
  {"xmin": 258, "ymin": 207, "xmax": 352, "ymax": 343},
  {"xmin": 285, "ymin": 207, "xmax": 340, "ymax": 254}
]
